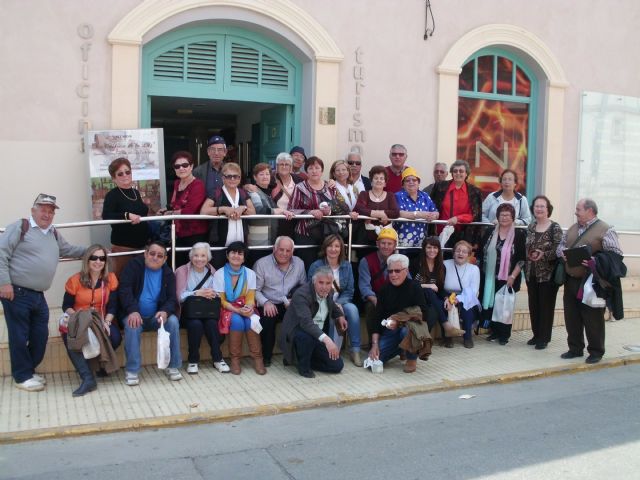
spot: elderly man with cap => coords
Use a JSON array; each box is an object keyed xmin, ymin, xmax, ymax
[
  {"xmin": 0, "ymin": 194, "xmax": 86, "ymax": 391},
  {"xmin": 289, "ymin": 146, "xmax": 308, "ymax": 180},
  {"xmin": 358, "ymin": 226, "xmax": 398, "ymax": 337},
  {"xmin": 385, "ymin": 144, "xmax": 409, "ymax": 193},
  {"xmin": 194, "ymin": 135, "xmax": 227, "ymax": 198},
  {"xmin": 423, "ymin": 162, "xmax": 448, "ymax": 196},
  {"xmin": 394, "ymin": 166, "xmax": 439, "ymax": 249}
]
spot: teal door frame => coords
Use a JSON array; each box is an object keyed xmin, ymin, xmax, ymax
[
  {"xmin": 141, "ymin": 25, "xmax": 302, "ymax": 148},
  {"xmin": 458, "ymin": 47, "xmax": 539, "ymax": 199}
]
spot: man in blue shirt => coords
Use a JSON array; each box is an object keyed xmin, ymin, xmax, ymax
[{"xmin": 118, "ymin": 241, "xmax": 182, "ymax": 385}]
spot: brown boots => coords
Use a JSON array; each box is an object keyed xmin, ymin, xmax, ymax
[
  {"xmin": 246, "ymin": 331, "xmax": 266, "ymax": 375},
  {"xmin": 228, "ymin": 331, "xmax": 243, "ymax": 375}
]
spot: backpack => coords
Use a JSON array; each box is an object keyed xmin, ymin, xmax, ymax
[{"xmin": 20, "ymin": 218, "xmax": 59, "ymax": 242}]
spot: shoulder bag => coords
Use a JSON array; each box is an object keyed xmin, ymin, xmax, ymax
[{"xmin": 181, "ymin": 270, "xmax": 219, "ymax": 319}]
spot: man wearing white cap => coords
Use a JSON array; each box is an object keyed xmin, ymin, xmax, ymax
[{"xmin": 0, "ymin": 194, "xmax": 85, "ymax": 391}]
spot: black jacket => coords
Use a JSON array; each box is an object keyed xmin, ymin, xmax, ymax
[{"xmin": 593, "ymin": 251, "xmax": 626, "ymax": 320}]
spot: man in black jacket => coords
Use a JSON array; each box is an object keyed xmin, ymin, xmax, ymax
[{"xmin": 119, "ymin": 241, "xmax": 182, "ymax": 385}]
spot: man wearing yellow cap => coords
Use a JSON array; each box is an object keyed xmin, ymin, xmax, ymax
[
  {"xmin": 393, "ymin": 167, "xmax": 439, "ymax": 248},
  {"xmin": 358, "ymin": 226, "xmax": 398, "ymax": 337}
]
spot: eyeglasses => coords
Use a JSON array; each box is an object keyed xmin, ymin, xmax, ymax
[
  {"xmin": 434, "ymin": 170, "xmax": 447, "ymax": 174},
  {"xmin": 89, "ymin": 255, "xmax": 106, "ymax": 262},
  {"xmin": 277, "ymin": 163, "xmax": 291, "ymax": 168},
  {"xmin": 116, "ymin": 170, "xmax": 132, "ymax": 177},
  {"xmin": 404, "ymin": 177, "xmax": 419, "ymax": 183},
  {"xmin": 173, "ymin": 162, "xmax": 190, "ymax": 170},
  {"xmin": 452, "ymin": 169, "xmax": 466, "ymax": 174},
  {"xmin": 387, "ymin": 268, "xmax": 406, "ymax": 274},
  {"xmin": 390, "ymin": 152, "xmax": 405, "ymax": 157},
  {"xmin": 147, "ymin": 251, "xmax": 166, "ymax": 259},
  {"xmin": 224, "ymin": 174, "xmax": 241, "ymax": 180},
  {"xmin": 208, "ymin": 147, "xmax": 226, "ymax": 153},
  {"xmin": 347, "ymin": 161, "xmax": 362, "ymax": 166}
]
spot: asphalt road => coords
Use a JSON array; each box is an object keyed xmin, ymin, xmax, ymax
[{"xmin": 2, "ymin": 364, "xmax": 640, "ymax": 479}]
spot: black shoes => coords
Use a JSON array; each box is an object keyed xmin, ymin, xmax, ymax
[
  {"xmin": 441, "ymin": 338, "xmax": 453, "ymax": 348},
  {"xmin": 486, "ymin": 333, "xmax": 498, "ymax": 342},
  {"xmin": 298, "ymin": 370, "xmax": 316, "ymax": 378},
  {"xmin": 527, "ymin": 338, "xmax": 537, "ymax": 346},
  {"xmin": 499, "ymin": 339, "xmax": 509, "ymax": 346},
  {"xmin": 463, "ymin": 338, "xmax": 474, "ymax": 349},
  {"xmin": 560, "ymin": 351, "xmax": 583, "ymax": 359},
  {"xmin": 585, "ymin": 355, "xmax": 602, "ymax": 364},
  {"xmin": 535, "ymin": 342, "xmax": 548, "ymax": 350},
  {"xmin": 72, "ymin": 379, "xmax": 97, "ymax": 397}
]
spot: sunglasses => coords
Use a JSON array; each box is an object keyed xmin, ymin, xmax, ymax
[
  {"xmin": 390, "ymin": 152, "xmax": 405, "ymax": 157},
  {"xmin": 347, "ymin": 161, "xmax": 362, "ymax": 166},
  {"xmin": 147, "ymin": 251, "xmax": 166, "ymax": 259},
  {"xmin": 224, "ymin": 174, "xmax": 241, "ymax": 180},
  {"xmin": 434, "ymin": 170, "xmax": 447, "ymax": 174},
  {"xmin": 116, "ymin": 170, "xmax": 132, "ymax": 177},
  {"xmin": 174, "ymin": 162, "xmax": 190, "ymax": 170},
  {"xmin": 387, "ymin": 268, "xmax": 406, "ymax": 274},
  {"xmin": 89, "ymin": 255, "xmax": 107, "ymax": 262}
]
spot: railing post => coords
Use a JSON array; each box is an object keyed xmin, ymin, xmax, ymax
[{"xmin": 171, "ymin": 219, "xmax": 176, "ymax": 271}]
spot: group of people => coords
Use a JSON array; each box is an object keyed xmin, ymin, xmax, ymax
[{"xmin": 0, "ymin": 139, "xmax": 626, "ymax": 395}]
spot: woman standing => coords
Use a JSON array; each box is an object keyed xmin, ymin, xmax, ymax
[
  {"xmin": 160, "ymin": 151, "xmax": 207, "ymax": 267},
  {"xmin": 212, "ymin": 241, "xmax": 265, "ymax": 375},
  {"xmin": 60, "ymin": 244, "xmax": 120, "ymax": 396},
  {"xmin": 288, "ymin": 156, "xmax": 335, "ymax": 268},
  {"xmin": 102, "ymin": 158, "xmax": 150, "ymax": 276},
  {"xmin": 525, "ymin": 196, "xmax": 563, "ymax": 349},
  {"xmin": 354, "ymin": 165, "xmax": 400, "ymax": 244},
  {"xmin": 307, "ymin": 234, "xmax": 362, "ymax": 366},
  {"xmin": 247, "ymin": 162, "xmax": 295, "ymax": 263},
  {"xmin": 482, "ymin": 169, "xmax": 531, "ymax": 226},
  {"xmin": 272, "ymin": 152, "xmax": 304, "ymax": 238},
  {"xmin": 175, "ymin": 242, "xmax": 229, "ymax": 374},
  {"xmin": 443, "ymin": 241, "xmax": 481, "ymax": 348},
  {"xmin": 414, "ymin": 237, "xmax": 465, "ymax": 341},
  {"xmin": 479, "ymin": 203, "xmax": 526, "ymax": 345},
  {"xmin": 200, "ymin": 162, "xmax": 256, "ymax": 268}
]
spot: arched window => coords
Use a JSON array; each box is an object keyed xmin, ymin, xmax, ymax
[{"xmin": 457, "ymin": 48, "xmax": 537, "ymax": 197}]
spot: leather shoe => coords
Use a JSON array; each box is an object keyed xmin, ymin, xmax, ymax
[
  {"xmin": 350, "ymin": 351, "xmax": 363, "ymax": 367},
  {"xmin": 72, "ymin": 380, "xmax": 97, "ymax": 397},
  {"xmin": 527, "ymin": 337, "xmax": 537, "ymax": 346},
  {"xmin": 441, "ymin": 338, "xmax": 453, "ymax": 348},
  {"xmin": 499, "ymin": 339, "xmax": 509, "ymax": 346},
  {"xmin": 403, "ymin": 359, "xmax": 417, "ymax": 373},
  {"xmin": 560, "ymin": 351, "xmax": 583, "ymax": 359},
  {"xmin": 585, "ymin": 355, "xmax": 602, "ymax": 364},
  {"xmin": 535, "ymin": 342, "xmax": 548, "ymax": 350},
  {"xmin": 486, "ymin": 333, "xmax": 498, "ymax": 342},
  {"xmin": 463, "ymin": 338, "xmax": 474, "ymax": 349},
  {"xmin": 298, "ymin": 370, "xmax": 316, "ymax": 378}
]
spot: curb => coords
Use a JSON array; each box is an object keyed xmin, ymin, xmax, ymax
[{"xmin": 2, "ymin": 353, "xmax": 640, "ymax": 445}]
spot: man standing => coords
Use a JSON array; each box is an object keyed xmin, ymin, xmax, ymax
[
  {"xmin": 279, "ymin": 266, "xmax": 346, "ymax": 378},
  {"xmin": 558, "ymin": 198, "xmax": 622, "ymax": 364},
  {"xmin": 193, "ymin": 135, "xmax": 226, "ymax": 198},
  {"xmin": 384, "ymin": 144, "xmax": 409, "ymax": 193},
  {"xmin": 358, "ymin": 227, "xmax": 398, "ymax": 336},
  {"xmin": 347, "ymin": 151, "xmax": 371, "ymax": 193},
  {"xmin": 289, "ymin": 146, "xmax": 308, "ymax": 180},
  {"xmin": 368, "ymin": 254, "xmax": 429, "ymax": 373},
  {"xmin": 119, "ymin": 241, "xmax": 183, "ymax": 385},
  {"xmin": 254, "ymin": 236, "xmax": 306, "ymax": 366},
  {"xmin": 0, "ymin": 194, "xmax": 85, "ymax": 391},
  {"xmin": 422, "ymin": 162, "xmax": 448, "ymax": 196}
]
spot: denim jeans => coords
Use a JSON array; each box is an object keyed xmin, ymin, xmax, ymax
[
  {"xmin": 124, "ymin": 314, "xmax": 181, "ymax": 373},
  {"xmin": 379, "ymin": 326, "xmax": 417, "ymax": 363},
  {"xmin": 340, "ymin": 302, "xmax": 361, "ymax": 352},
  {"xmin": 1, "ymin": 286, "xmax": 49, "ymax": 383}
]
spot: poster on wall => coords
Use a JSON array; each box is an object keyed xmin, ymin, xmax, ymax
[
  {"xmin": 457, "ymin": 100, "xmax": 530, "ymax": 197},
  {"xmin": 87, "ymin": 129, "xmax": 165, "ymax": 220}
]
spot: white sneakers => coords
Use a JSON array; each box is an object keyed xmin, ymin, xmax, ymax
[
  {"xmin": 125, "ymin": 371, "xmax": 140, "ymax": 386},
  {"xmin": 166, "ymin": 368, "xmax": 183, "ymax": 381},
  {"xmin": 187, "ymin": 363, "xmax": 199, "ymax": 374},
  {"xmin": 15, "ymin": 377, "xmax": 45, "ymax": 392},
  {"xmin": 32, "ymin": 374, "xmax": 47, "ymax": 385},
  {"xmin": 214, "ymin": 360, "xmax": 230, "ymax": 373}
]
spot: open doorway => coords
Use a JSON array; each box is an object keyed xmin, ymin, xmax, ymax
[{"xmin": 150, "ymin": 96, "xmax": 294, "ymax": 196}]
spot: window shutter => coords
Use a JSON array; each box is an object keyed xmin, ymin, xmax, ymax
[
  {"xmin": 153, "ymin": 46, "xmax": 184, "ymax": 80},
  {"xmin": 230, "ymin": 43, "xmax": 260, "ymax": 86},
  {"xmin": 186, "ymin": 41, "xmax": 217, "ymax": 83}
]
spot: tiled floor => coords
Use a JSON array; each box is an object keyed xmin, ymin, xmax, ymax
[{"xmin": 1, "ymin": 319, "xmax": 639, "ymax": 442}]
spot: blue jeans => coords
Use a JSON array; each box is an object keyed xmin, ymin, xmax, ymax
[
  {"xmin": 123, "ymin": 314, "xmax": 181, "ymax": 373},
  {"xmin": 230, "ymin": 313, "xmax": 251, "ymax": 332},
  {"xmin": 379, "ymin": 326, "xmax": 417, "ymax": 363},
  {"xmin": 1, "ymin": 286, "xmax": 49, "ymax": 383},
  {"xmin": 340, "ymin": 302, "xmax": 361, "ymax": 352}
]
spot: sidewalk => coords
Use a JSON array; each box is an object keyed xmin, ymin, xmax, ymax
[{"xmin": 1, "ymin": 317, "xmax": 639, "ymax": 444}]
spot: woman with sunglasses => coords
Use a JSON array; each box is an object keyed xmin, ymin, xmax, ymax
[
  {"xmin": 159, "ymin": 151, "xmax": 207, "ymax": 267},
  {"xmin": 200, "ymin": 162, "xmax": 256, "ymax": 268},
  {"xmin": 102, "ymin": 158, "xmax": 150, "ymax": 276},
  {"xmin": 59, "ymin": 244, "xmax": 120, "ymax": 396},
  {"xmin": 271, "ymin": 152, "xmax": 304, "ymax": 238}
]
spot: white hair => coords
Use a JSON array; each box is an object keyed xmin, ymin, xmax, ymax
[
  {"xmin": 276, "ymin": 152, "xmax": 293, "ymax": 165},
  {"xmin": 311, "ymin": 265, "xmax": 334, "ymax": 283},
  {"xmin": 387, "ymin": 253, "xmax": 409, "ymax": 269},
  {"xmin": 274, "ymin": 235, "xmax": 295, "ymax": 250},
  {"xmin": 189, "ymin": 242, "xmax": 212, "ymax": 261}
]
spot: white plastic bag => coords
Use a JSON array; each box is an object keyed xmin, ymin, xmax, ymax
[
  {"xmin": 363, "ymin": 357, "xmax": 383, "ymax": 374},
  {"xmin": 582, "ymin": 273, "xmax": 606, "ymax": 308},
  {"xmin": 157, "ymin": 322, "xmax": 171, "ymax": 369},
  {"xmin": 439, "ymin": 225, "xmax": 454, "ymax": 247},
  {"xmin": 82, "ymin": 328, "xmax": 101, "ymax": 359},
  {"xmin": 491, "ymin": 285, "xmax": 516, "ymax": 325},
  {"xmin": 447, "ymin": 304, "xmax": 461, "ymax": 330}
]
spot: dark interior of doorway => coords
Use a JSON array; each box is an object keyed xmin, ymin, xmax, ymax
[{"xmin": 150, "ymin": 96, "xmax": 275, "ymax": 201}]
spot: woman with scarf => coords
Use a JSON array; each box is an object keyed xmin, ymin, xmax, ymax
[
  {"xmin": 200, "ymin": 162, "xmax": 256, "ymax": 268},
  {"xmin": 212, "ymin": 241, "xmax": 265, "ymax": 375},
  {"xmin": 247, "ymin": 162, "xmax": 294, "ymax": 264},
  {"xmin": 482, "ymin": 169, "xmax": 531, "ymax": 226},
  {"xmin": 478, "ymin": 203, "xmax": 526, "ymax": 345}
]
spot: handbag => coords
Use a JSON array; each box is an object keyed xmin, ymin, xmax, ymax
[
  {"xmin": 181, "ymin": 270, "xmax": 218, "ymax": 319},
  {"xmin": 553, "ymin": 261, "xmax": 565, "ymax": 286},
  {"xmin": 219, "ymin": 297, "xmax": 246, "ymax": 334},
  {"xmin": 82, "ymin": 328, "xmax": 101, "ymax": 359},
  {"xmin": 491, "ymin": 285, "xmax": 516, "ymax": 325}
]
